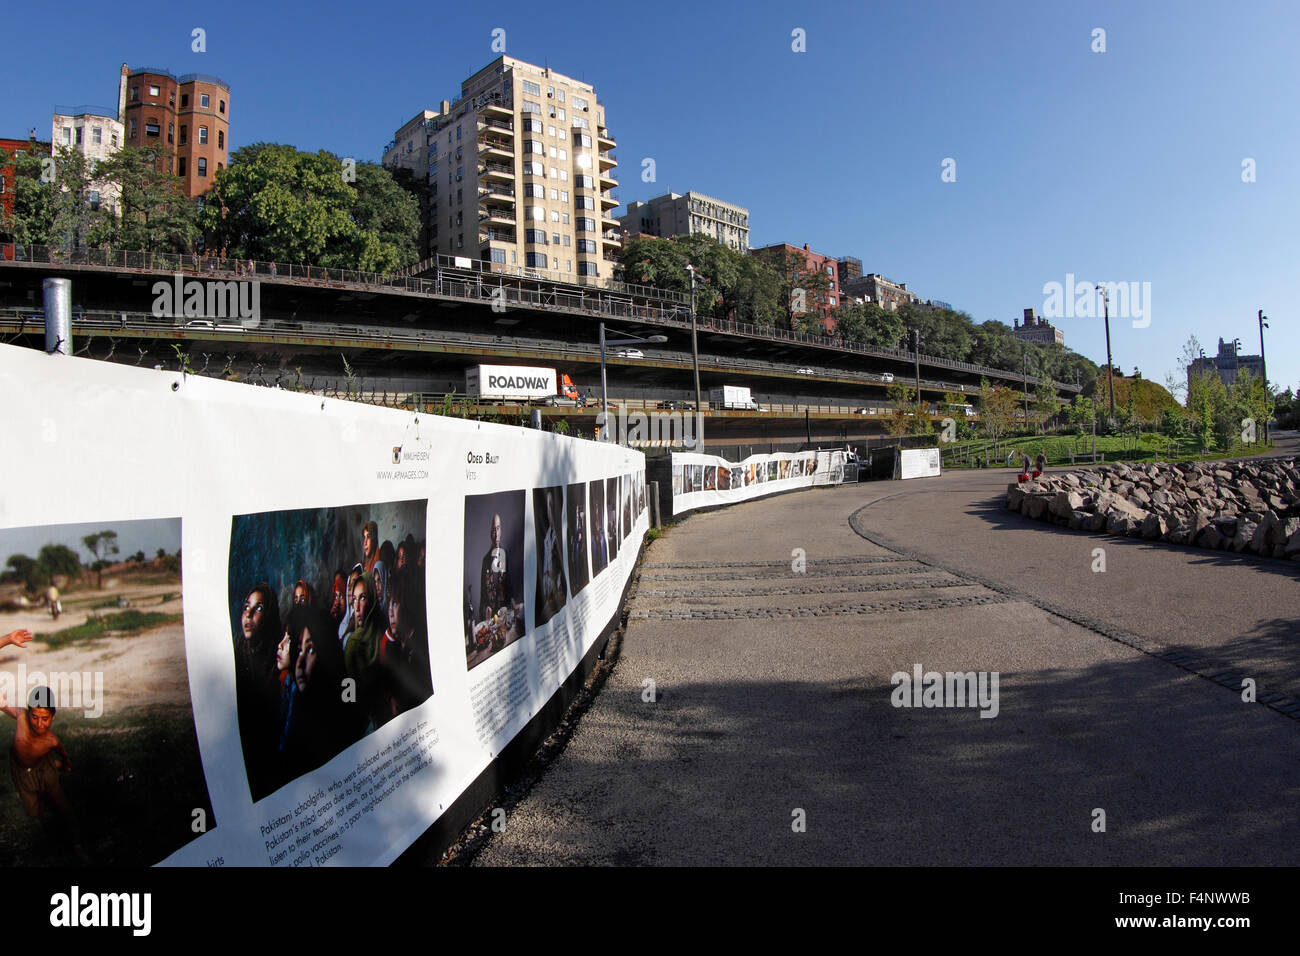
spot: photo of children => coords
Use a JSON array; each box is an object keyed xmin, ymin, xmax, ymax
[
  {"xmin": 229, "ymin": 500, "xmax": 431, "ymax": 802},
  {"xmin": 0, "ymin": 518, "xmax": 211, "ymax": 865},
  {"xmin": 533, "ymin": 486, "xmax": 567, "ymax": 628},
  {"xmin": 589, "ymin": 481, "xmax": 609, "ymax": 578},
  {"xmin": 463, "ymin": 492, "xmax": 527, "ymax": 671},
  {"xmin": 565, "ymin": 482, "xmax": 589, "ymax": 596}
]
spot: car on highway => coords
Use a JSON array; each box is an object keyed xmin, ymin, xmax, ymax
[
  {"xmin": 796, "ymin": 367, "xmax": 816, "ymax": 375},
  {"xmin": 657, "ymin": 399, "xmax": 693, "ymax": 410},
  {"xmin": 879, "ymin": 373, "xmax": 895, "ymax": 383},
  {"xmin": 536, "ymin": 395, "xmax": 582, "ymax": 407},
  {"xmin": 616, "ymin": 348, "xmax": 644, "ymax": 359}
]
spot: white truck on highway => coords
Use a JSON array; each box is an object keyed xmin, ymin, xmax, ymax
[
  {"xmin": 709, "ymin": 385, "xmax": 759, "ymax": 411},
  {"xmin": 466, "ymin": 364, "xmax": 583, "ymax": 404}
]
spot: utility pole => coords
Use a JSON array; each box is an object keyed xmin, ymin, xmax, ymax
[
  {"xmin": 1022, "ymin": 350, "xmax": 1029, "ymax": 431},
  {"xmin": 913, "ymin": 328, "xmax": 922, "ymax": 425},
  {"xmin": 1259, "ymin": 309, "xmax": 1270, "ymax": 444},
  {"xmin": 1096, "ymin": 285, "xmax": 1114, "ymax": 419}
]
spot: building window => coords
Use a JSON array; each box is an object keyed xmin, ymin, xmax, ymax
[
  {"xmin": 525, "ymin": 183, "xmax": 544, "ymax": 198},
  {"xmin": 456, "ymin": 124, "xmax": 462, "ymax": 140},
  {"xmin": 549, "ymin": 167, "xmax": 558, "ymax": 179},
  {"xmin": 217, "ymin": 130, "xmax": 223, "ymax": 149},
  {"xmin": 559, "ymin": 170, "xmax": 568, "ymax": 181},
  {"xmin": 562, "ymin": 235, "xmax": 570, "ymax": 247},
  {"xmin": 199, "ymin": 126, "xmax": 208, "ymax": 144},
  {"xmin": 456, "ymin": 166, "xmax": 462, "ymax": 180},
  {"xmin": 527, "ymin": 161, "xmax": 544, "ymax": 176},
  {"xmin": 557, "ymin": 90, "xmax": 565, "ymax": 102},
  {"xmin": 573, "ymin": 96, "xmax": 589, "ymax": 110},
  {"xmin": 577, "ymin": 218, "xmax": 595, "ymax": 232},
  {"xmin": 561, "ymin": 213, "xmax": 570, "ymax": 224},
  {"xmin": 547, "ymin": 125, "xmax": 556, "ymax": 138},
  {"xmin": 168, "ymin": 123, "xmax": 174, "ymax": 144},
  {"xmin": 92, "ymin": 127, "xmax": 102, "ymax": 145},
  {"xmin": 551, "ymin": 232, "xmax": 560, "ymax": 244},
  {"xmin": 526, "ymin": 252, "xmax": 547, "ymax": 267},
  {"xmin": 531, "ymin": 206, "xmax": 545, "ymax": 220},
  {"xmin": 179, "ymin": 125, "xmax": 187, "ymax": 145},
  {"xmin": 129, "ymin": 119, "xmax": 137, "ymax": 138},
  {"xmin": 526, "ymin": 140, "xmax": 543, "ymax": 154},
  {"xmin": 457, "ymin": 234, "xmax": 463, "ymax": 248},
  {"xmin": 573, "ymin": 116, "xmax": 589, "ymax": 129},
  {"xmin": 578, "ymin": 261, "xmax": 598, "ymax": 276},
  {"xmin": 200, "ymin": 93, "xmax": 210, "ymax": 108},
  {"xmin": 550, "ymin": 210, "xmax": 559, "ymax": 222},
  {"xmin": 525, "ymin": 229, "xmax": 547, "ymax": 244},
  {"xmin": 577, "ymin": 239, "xmax": 597, "ymax": 253},
  {"xmin": 219, "ymin": 99, "xmax": 225, "ymax": 114},
  {"xmin": 178, "ymin": 157, "xmax": 187, "ymax": 176},
  {"xmin": 62, "ymin": 127, "xmax": 72, "ymax": 145},
  {"xmin": 521, "ymin": 100, "xmax": 541, "ymax": 114},
  {"xmin": 522, "ymin": 80, "xmax": 541, "ymax": 96},
  {"xmin": 490, "ymin": 248, "xmax": 506, "ymax": 264},
  {"xmin": 89, "ymin": 190, "xmax": 100, "ymax": 211},
  {"xmin": 560, "ymin": 191, "xmax": 568, "ymax": 203},
  {"xmin": 524, "ymin": 117, "xmax": 543, "ymax": 133},
  {"xmin": 149, "ymin": 84, "xmax": 160, "ymax": 97},
  {"xmin": 548, "ymin": 146, "xmax": 557, "ymax": 158},
  {"xmin": 577, "ymin": 195, "xmax": 595, "ymax": 210},
  {"xmin": 197, "ymin": 157, "xmax": 207, "ymax": 176},
  {"xmin": 111, "ymin": 132, "xmax": 118, "ymax": 147},
  {"xmin": 130, "ymin": 86, "xmax": 139, "ymax": 102},
  {"xmin": 181, "ymin": 93, "xmax": 189, "ymax": 108},
  {"xmin": 145, "ymin": 122, "xmax": 160, "ymax": 137},
  {"xmin": 546, "ymin": 85, "xmax": 554, "ymax": 98}
]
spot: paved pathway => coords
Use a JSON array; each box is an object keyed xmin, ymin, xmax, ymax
[{"xmin": 475, "ymin": 443, "xmax": 1300, "ymax": 865}]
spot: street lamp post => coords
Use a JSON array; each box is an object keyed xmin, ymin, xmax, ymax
[
  {"xmin": 1096, "ymin": 284, "xmax": 1114, "ymax": 419},
  {"xmin": 598, "ymin": 322, "xmax": 668, "ymax": 445},
  {"xmin": 688, "ymin": 265, "xmax": 703, "ymax": 448}
]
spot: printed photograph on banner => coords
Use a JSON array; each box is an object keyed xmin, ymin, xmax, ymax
[
  {"xmin": 672, "ymin": 463, "xmax": 683, "ymax": 497},
  {"xmin": 605, "ymin": 477, "xmax": 621, "ymax": 563},
  {"xmin": 780, "ymin": 460, "xmax": 791, "ymax": 480},
  {"xmin": 533, "ymin": 486, "xmax": 567, "ymax": 629},
  {"xmin": 716, "ymin": 466, "xmax": 729, "ymax": 491},
  {"xmin": 637, "ymin": 470, "xmax": 647, "ymax": 516},
  {"xmin": 620, "ymin": 474, "xmax": 632, "ymax": 540},
  {"xmin": 767, "ymin": 461, "xmax": 779, "ymax": 481},
  {"xmin": 463, "ymin": 491, "xmax": 526, "ymax": 671},
  {"xmin": 229, "ymin": 500, "xmax": 431, "ymax": 802},
  {"xmin": 704, "ymin": 466, "xmax": 717, "ymax": 491},
  {"xmin": 589, "ymin": 480, "xmax": 609, "ymax": 578},
  {"xmin": 0, "ymin": 518, "xmax": 212, "ymax": 865},
  {"xmin": 565, "ymin": 482, "xmax": 589, "ymax": 596}
]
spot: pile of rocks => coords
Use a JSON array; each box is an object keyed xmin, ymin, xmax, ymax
[{"xmin": 1004, "ymin": 457, "xmax": 1300, "ymax": 560}]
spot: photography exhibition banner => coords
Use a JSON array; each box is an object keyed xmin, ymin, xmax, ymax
[
  {"xmin": 670, "ymin": 448, "xmax": 842, "ymax": 516},
  {"xmin": 0, "ymin": 344, "xmax": 647, "ymax": 866}
]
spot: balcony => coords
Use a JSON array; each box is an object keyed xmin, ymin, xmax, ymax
[
  {"xmin": 480, "ymin": 204, "xmax": 515, "ymax": 226},
  {"xmin": 600, "ymin": 190, "xmax": 619, "ymax": 208},
  {"xmin": 480, "ymin": 228, "xmax": 516, "ymax": 244},
  {"xmin": 480, "ymin": 161, "xmax": 514, "ymax": 181},
  {"xmin": 482, "ymin": 103, "xmax": 513, "ymax": 119},
  {"xmin": 478, "ymin": 140, "xmax": 513, "ymax": 162},
  {"xmin": 598, "ymin": 167, "xmax": 617, "ymax": 187},
  {"xmin": 479, "ymin": 182, "xmax": 514, "ymax": 199},
  {"xmin": 597, "ymin": 150, "xmax": 616, "ymax": 171},
  {"xmin": 597, "ymin": 126, "xmax": 615, "ymax": 147},
  {"xmin": 478, "ymin": 118, "xmax": 514, "ymax": 135},
  {"xmin": 602, "ymin": 230, "xmax": 621, "ymax": 246}
]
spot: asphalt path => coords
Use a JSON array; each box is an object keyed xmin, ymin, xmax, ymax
[{"xmin": 474, "ymin": 438, "xmax": 1300, "ymax": 865}]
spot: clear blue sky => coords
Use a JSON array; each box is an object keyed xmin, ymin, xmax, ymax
[{"xmin": 3, "ymin": 0, "xmax": 1296, "ymax": 396}]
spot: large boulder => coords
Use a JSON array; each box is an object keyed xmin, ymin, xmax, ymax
[
  {"xmin": 1141, "ymin": 514, "xmax": 1167, "ymax": 539},
  {"xmin": 1050, "ymin": 491, "xmax": 1085, "ymax": 519}
]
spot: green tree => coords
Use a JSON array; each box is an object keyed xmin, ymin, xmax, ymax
[
  {"xmin": 0, "ymin": 143, "xmax": 55, "ymax": 244},
  {"xmin": 832, "ymin": 302, "xmax": 906, "ymax": 348},
  {"xmin": 95, "ymin": 144, "xmax": 198, "ymax": 253},
  {"xmin": 4, "ymin": 554, "xmax": 38, "ymax": 591},
  {"xmin": 344, "ymin": 161, "xmax": 421, "ymax": 272},
  {"xmin": 37, "ymin": 544, "xmax": 81, "ymax": 582},
  {"xmin": 979, "ymin": 381, "xmax": 1019, "ymax": 441},
  {"xmin": 82, "ymin": 529, "xmax": 120, "ymax": 588}
]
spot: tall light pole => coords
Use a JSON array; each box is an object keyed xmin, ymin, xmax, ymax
[
  {"xmin": 912, "ymin": 328, "xmax": 922, "ymax": 423},
  {"xmin": 1096, "ymin": 284, "xmax": 1114, "ymax": 418},
  {"xmin": 598, "ymin": 322, "xmax": 668, "ymax": 444},
  {"xmin": 1259, "ymin": 309, "xmax": 1270, "ymax": 444},
  {"xmin": 687, "ymin": 264, "xmax": 703, "ymax": 448},
  {"xmin": 1021, "ymin": 349, "xmax": 1029, "ymax": 430}
]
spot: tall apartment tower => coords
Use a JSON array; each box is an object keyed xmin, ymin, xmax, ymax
[
  {"xmin": 389, "ymin": 56, "xmax": 620, "ymax": 281},
  {"xmin": 118, "ymin": 65, "xmax": 230, "ymax": 198}
]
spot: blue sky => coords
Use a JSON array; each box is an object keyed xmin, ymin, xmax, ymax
[{"xmin": 3, "ymin": 0, "xmax": 1296, "ymax": 395}]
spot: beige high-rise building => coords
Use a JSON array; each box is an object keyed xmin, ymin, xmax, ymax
[{"xmin": 388, "ymin": 56, "xmax": 620, "ymax": 281}]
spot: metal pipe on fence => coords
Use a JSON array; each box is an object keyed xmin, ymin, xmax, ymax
[{"xmin": 43, "ymin": 278, "xmax": 72, "ymax": 355}]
